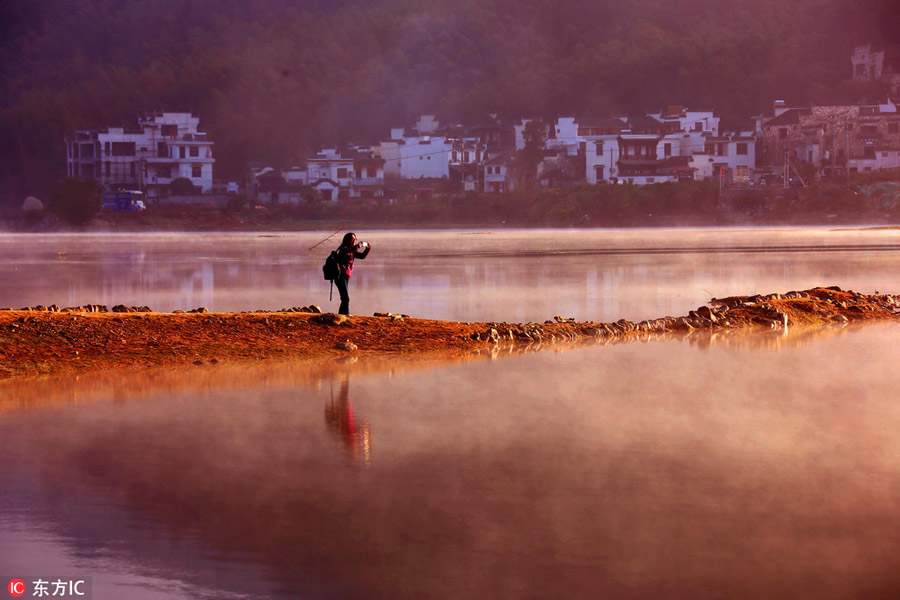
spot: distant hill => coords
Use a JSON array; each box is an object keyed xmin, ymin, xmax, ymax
[{"xmin": 1, "ymin": 0, "xmax": 897, "ymax": 202}]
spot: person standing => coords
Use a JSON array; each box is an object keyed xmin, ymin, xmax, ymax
[{"xmin": 334, "ymin": 232, "xmax": 371, "ymax": 315}]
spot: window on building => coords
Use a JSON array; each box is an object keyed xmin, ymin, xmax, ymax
[
  {"xmin": 694, "ymin": 122, "xmax": 703, "ymax": 132},
  {"xmin": 367, "ymin": 167, "xmax": 376, "ymax": 177},
  {"xmin": 81, "ymin": 144, "xmax": 95, "ymax": 159},
  {"xmin": 192, "ymin": 164, "xmax": 202, "ymax": 178},
  {"xmin": 130, "ymin": 162, "xmax": 136, "ymax": 178},
  {"xmin": 105, "ymin": 162, "xmax": 110, "ymax": 177},
  {"xmin": 189, "ymin": 146, "xmax": 199, "ymax": 157},
  {"xmin": 736, "ymin": 143, "xmax": 748, "ymax": 155},
  {"xmin": 157, "ymin": 166, "xmax": 171, "ymax": 178},
  {"xmin": 161, "ymin": 124, "xmax": 177, "ymax": 137},
  {"xmin": 664, "ymin": 143, "xmax": 672, "ymax": 157},
  {"xmin": 111, "ymin": 142, "xmax": 135, "ymax": 156},
  {"xmin": 861, "ymin": 125, "xmax": 878, "ymax": 136},
  {"xmin": 337, "ymin": 167, "xmax": 348, "ymax": 179},
  {"xmin": 779, "ymin": 128, "xmax": 787, "ymax": 139},
  {"xmin": 717, "ymin": 143, "xmax": 727, "ymax": 156},
  {"xmin": 104, "ymin": 142, "xmax": 111, "ymax": 156},
  {"xmin": 157, "ymin": 142, "xmax": 167, "ymax": 158}
]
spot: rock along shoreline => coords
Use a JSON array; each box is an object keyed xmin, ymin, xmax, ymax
[{"xmin": 1, "ymin": 286, "xmax": 899, "ymax": 380}]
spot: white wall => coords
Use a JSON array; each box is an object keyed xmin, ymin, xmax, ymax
[
  {"xmin": 398, "ymin": 136, "xmax": 450, "ymax": 179},
  {"xmin": 549, "ymin": 117, "xmax": 580, "ymax": 154},
  {"xmin": 850, "ymin": 149, "xmax": 900, "ymax": 172},
  {"xmin": 585, "ymin": 137, "xmax": 621, "ymax": 183}
]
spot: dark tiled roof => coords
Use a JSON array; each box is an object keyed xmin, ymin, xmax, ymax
[
  {"xmin": 485, "ymin": 152, "xmax": 512, "ymax": 165},
  {"xmin": 763, "ymin": 108, "xmax": 811, "ymax": 127},
  {"xmin": 661, "ymin": 156, "xmax": 692, "ymax": 168},
  {"xmin": 628, "ymin": 115, "xmax": 662, "ymax": 127}
]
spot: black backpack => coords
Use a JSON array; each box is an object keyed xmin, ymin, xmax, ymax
[{"xmin": 322, "ymin": 250, "xmax": 340, "ymax": 281}]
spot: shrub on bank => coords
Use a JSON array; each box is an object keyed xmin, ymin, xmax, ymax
[{"xmin": 51, "ymin": 177, "xmax": 102, "ymax": 225}]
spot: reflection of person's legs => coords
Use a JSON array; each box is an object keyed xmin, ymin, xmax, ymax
[{"xmin": 335, "ymin": 275, "xmax": 350, "ymax": 315}]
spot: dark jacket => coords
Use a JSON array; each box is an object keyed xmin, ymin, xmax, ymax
[{"xmin": 336, "ymin": 242, "xmax": 370, "ymax": 279}]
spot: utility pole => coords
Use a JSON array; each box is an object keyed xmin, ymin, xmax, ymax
[
  {"xmin": 784, "ymin": 151, "xmax": 789, "ymax": 188},
  {"xmin": 846, "ymin": 127, "xmax": 851, "ymax": 184},
  {"xmin": 832, "ymin": 128, "xmax": 836, "ymax": 181}
]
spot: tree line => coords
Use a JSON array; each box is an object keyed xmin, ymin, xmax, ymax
[{"xmin": 1, "ymin": 0, "xmax": 897, "ymax": 204}]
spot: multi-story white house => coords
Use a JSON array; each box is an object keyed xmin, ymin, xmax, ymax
[
  {"xmin": 65, "ymin": 112, "xmax": 214, "ymax": 199},
  {"xmin": 379, "ymin": 129, "xmax": 451, "ymax": 180},
  {"xmin": 580, "ymin": 117, "xmax": 626, "ymax": 184},
  {"xmin": 703, "ymin": 134, "xmax": 757, "ymax": 184}
]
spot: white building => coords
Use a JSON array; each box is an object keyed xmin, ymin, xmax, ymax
[
  {"xmin": 546, "ymin": 110, "xmax": 738, "ymax": 185},
  {"xmin": 378, "ymin": 131, "xmax": 451, "ymax": 180},
  {"xmin": 703, "ymin": 134, "xmax": 757, "ymax": 184},
  {"xmin": 275, "ymin": 148, "xmax": 385, "ymax": 203},
  {"xmin": 65, "ymin": 112, "xmax": 214, "ymax": 199},
  {"xmin": 579, "ymin": 117, "xmax": 626, "ymax": 183},
  {"xmin": 548, "ymin": 117, "xmax": 581, "ymax": 155},
  {"xmin": 483, "ymin": 153, "xmax": 514, "ymax": 193}
]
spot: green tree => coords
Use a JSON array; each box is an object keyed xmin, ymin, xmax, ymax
[
  {"xmin": 514, "ymin": 120, "xmax": 547, "ymax": 189},
  {"xmin": 170, "ymin": 177, "xmax": 198, "ymax": 195},
  {"xmin": 51, "ymin": 177, "xmax": 102, "ymax": 224}
]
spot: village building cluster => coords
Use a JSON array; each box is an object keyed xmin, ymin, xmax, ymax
[
  {"xmin": 65, "ymin": 45, "xmax": 900, "ymax": 205},
  {"xmin": 66, "ymin": 112, "xmax": 215, "ymax": 201}
]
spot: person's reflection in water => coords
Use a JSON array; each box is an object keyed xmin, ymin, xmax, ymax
[{"xmin": 324, "ymin": 374, "xmax": 371, "ymax": 467}]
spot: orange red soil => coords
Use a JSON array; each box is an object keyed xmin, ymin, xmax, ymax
[{"xmin": 1, "ymin": 286, "xmax": 898, "ymax": 380}]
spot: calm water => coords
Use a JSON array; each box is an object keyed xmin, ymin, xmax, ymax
[
  {"xmin": 1, "ymin": 227, "xmax": 899, "ymax": 322},
  {"xmin": 2, "ymin": 228, "xmax": 900, "ymax": 599}
]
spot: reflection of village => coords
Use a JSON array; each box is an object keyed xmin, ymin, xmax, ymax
[
  {"xmin": 2, "ymin": 316, "xmax": 889, "ymax": 415},
  {"xmin": 324, "ymin": 375, "xmax": 371, "ymax": 467}
]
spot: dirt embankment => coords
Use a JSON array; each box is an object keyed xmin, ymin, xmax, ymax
[{"xmin": 1, "ymin": 286, "xmax": 899, "ymax": 380}]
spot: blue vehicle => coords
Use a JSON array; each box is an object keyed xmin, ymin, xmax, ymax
[{"xmin": 102, "ymin": 191, "xmax": 146, "ymax": 211}]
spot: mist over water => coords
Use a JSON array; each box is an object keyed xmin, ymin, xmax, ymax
[
  {"xmin": 2, "ymin": 228, "xmax": 900, "ymax": 598},
  {"xmin": 1, "ymin": 227, "xmax": 899, "ymax": 322}
]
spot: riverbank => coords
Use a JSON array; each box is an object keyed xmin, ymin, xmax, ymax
[
  {"xmin": 4, "ymin": 178, "xmax": 900, "ymax": 231},
  {"xmin": 2, "ymin": 287, "xmax": 898, "ymax": 380}
]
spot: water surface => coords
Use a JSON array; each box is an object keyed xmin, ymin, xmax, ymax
[
  {"xmin": 1, "ymin": 227, "xmax": 899, "ymax": 322},
  {"xmin": 2, "ymin": 228, "xmax": 900, "ymax": 598}
]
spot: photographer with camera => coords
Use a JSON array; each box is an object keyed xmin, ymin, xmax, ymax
[{"xmin": 334, "ymin": 232, "xmax": 371, "ymax": 315}]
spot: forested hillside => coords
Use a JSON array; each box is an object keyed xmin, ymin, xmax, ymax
[{"xmin": 1, "ymin": 0, "xmax": 897, "ymax": 202}]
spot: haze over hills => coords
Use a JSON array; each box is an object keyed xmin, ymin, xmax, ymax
[{"xmin": 1, "ymin": 0, "xmax": 897, "ymax": 201}]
